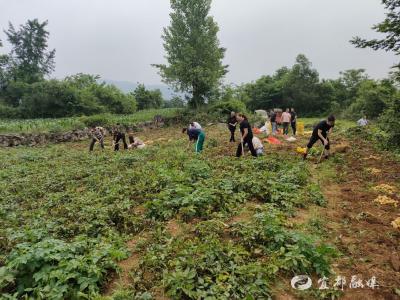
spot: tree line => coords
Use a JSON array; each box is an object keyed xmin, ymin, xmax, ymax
[
  {"xmin": 154, "ymin": 0, "xmax": 399, "ymax": 150},
  {"xmin": 0, "ymin": 0, "xmax": 399, "ymax": 150},
  {"xmin": 217, "ymin": 54, "xmax": 397, "ymax": 120},
  {"xmin": 0, "ymin": 20, "xmax": 182, "ymax": 119}
]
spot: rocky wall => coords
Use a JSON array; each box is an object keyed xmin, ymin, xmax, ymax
[{"xmin": 0, "ymin": 119, "xmax": 166, "ymax": 147}]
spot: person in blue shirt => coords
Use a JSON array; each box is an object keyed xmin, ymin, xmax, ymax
[{"xmin": 182, "ymin": 126, "xmax": 206, "ymax": 153}]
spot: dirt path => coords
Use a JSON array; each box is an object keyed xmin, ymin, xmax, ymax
[
  {"xmin": 103, "ymin": 237, "xmax": 142, "ymax": 295},
  {"xmin": 311, "ymin": 137, "xmax": 400, "ymax": 299},
  {"xmin": 260, "ymin": 130, "xmax": 400, "ymax": 299}
]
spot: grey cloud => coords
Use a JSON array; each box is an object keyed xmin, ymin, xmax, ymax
[{"xmin": 0, "ymin": 0, "xmax": 396, "ymax": 85}]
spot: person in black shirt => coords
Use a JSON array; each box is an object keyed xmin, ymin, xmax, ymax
[
  {"xmin": 270, "ymin": 111, "xmax": 277, "ymax": 135},
  {"xmin": 227, "ymin": 111, "xmax": 237, "ymax": 142},
  {"xmin": 236, "ymin": 113, "xmax": 257, "ymax": 157},
  {"xmin": 303, "ymin": 115, "xmax": 335, "ymax": 160},
  {"xmin": 290, "ymin": 108, "xmax": 297, "ymax": 135},
  {"xmin": 113, "ymin": 123, "xmax": 128, "ymax": 151}
]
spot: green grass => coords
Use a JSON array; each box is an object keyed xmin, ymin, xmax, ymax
[
  {"xmin": 0, "ymin": 125, "xmax": 337, "ymax": 299},
  {"xmin": 0, "ymin": 108, "xmax": 180, "ymax": 134},
  {"xmin": 298, "ymin": 118, "xmax": 355, "ymax": 131}
]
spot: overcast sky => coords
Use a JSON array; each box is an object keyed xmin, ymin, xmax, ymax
[{"xmin": 0, "ymin": 0, "xmax": 397, "ymax": 85}]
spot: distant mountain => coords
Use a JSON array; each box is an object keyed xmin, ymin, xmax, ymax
[{"xmin": 102, "ymin": 79, "xmax": 180, "ymax": 100}]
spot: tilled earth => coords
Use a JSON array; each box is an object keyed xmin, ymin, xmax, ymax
[{"xmin": 87, "ymin": 123, "xmax": 399, "ymax": 299}]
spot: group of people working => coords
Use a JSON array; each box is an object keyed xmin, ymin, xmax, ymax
[
  {"xmin": 269, "ymin": 108, "xmax": 297, "ymax": 136},
  {"xmin": 89, "ymin": 123, "xmax": 145, "ymax": 152},
  {"xmin": 182, "ymin": 113, "xmax": 264, "ymax": 157},
  {"xmin": 228, "ymin": 112, "xmax": 264, "ymax": 157},
  {"xmin": 89, "ymin": 109, "xmax": 337, "ymax": 162},
  {"xmin": 228, "ymin": 110, "xmax": 336, "ymax": 161}
]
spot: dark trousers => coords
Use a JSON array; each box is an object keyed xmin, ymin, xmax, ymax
[
  {"xmin": 114, "ymin": 133, "xmax": 128, "ymax": 151},
  {"xmin": 236, "ymin": 137, "xmax": 257, "ymax": 157},
  {"xmin": 89, "ymin": 138, "xmax": 104, "ymax": 151},
  {"xmin": 291, "ymin": 122, "xmax": 296, "ymax": 135},
  {"xmin": 307, "ymin": 134, "xmax": 330, "ymax": 150},
  {"xmin": 283, "ymin": 122, "xmax": 289, "ymax": 135},
  {"xmin": 229, "ymin": 127, "xmax": 236, "ymax": 142}
]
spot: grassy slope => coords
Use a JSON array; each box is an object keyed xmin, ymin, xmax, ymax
[{"xmin": 0, "ymin": 108, "xmax": 180, "ymax": 134}]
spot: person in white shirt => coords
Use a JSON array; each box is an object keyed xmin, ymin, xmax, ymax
[
  {"xmin": 128, "ymin": 137, "xmax": 146, "ymax": 149},
  {"xmin": 357, "ymin": 115, "xmax": 368, "ymax": 126},
  {"xmin": 189, "ymin": 122, "xmax": 202, "ymax": 130},
  {"xmin": 128, "ymin": 131, "xmax": 146, "ymax": 149},
  {"xmin": 252, "ymin": 136, "xmax": 264, "ymax": 156}
]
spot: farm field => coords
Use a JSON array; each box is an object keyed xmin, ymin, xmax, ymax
[{"xmin": 0, "ymin": 121, "xmax": 399, "ymax": 299}]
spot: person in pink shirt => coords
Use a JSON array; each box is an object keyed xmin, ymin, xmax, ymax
[{"xmin": 281, "ymin": 108, "xmax": 292, "ymax": 135}]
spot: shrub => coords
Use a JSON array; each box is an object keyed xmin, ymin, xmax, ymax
[
  {"xmin": 0, "ymin": 102, "xmax": 20, "ymax": 118},
  {"xmin": 209, "ymin": 99, "xmax": 247, "ymax": 115},
  {"xmin": 377, "ymin": 96, "xmax": 400, "ymax": 150},
  {"xmin": 0, "ymin": 236, "xmax": 127, "ymax": 299},
  {"xmin": 79, "ymin": 113, "xmax": 114, "ymax": 128}
]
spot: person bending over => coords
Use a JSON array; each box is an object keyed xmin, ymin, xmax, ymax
[
  {"xmin": 303, "ymin": 115, "xmax": 335, "ymax": 160},
  {"xmin": 183, "ymin": 127, "xmax": 206, "ymax": 153},
  {"xmin": 113, "ymin": 123, "xmax": 128, "ymax": 151},
  {"xmin": 89, "ymin": 126, "xmax": 105, "ymax": 151},
  {"xmin": 252, "ymin": 136, "xmax": 264, "ymax": 156}
]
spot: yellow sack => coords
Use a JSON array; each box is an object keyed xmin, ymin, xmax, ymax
[
  {"xmin": 297, "ymin": 122, "xmax": 304, "ymax": 135},
  {"xmin": 296, "ymin": 147, "xmax": 307, "ymax": 154}
]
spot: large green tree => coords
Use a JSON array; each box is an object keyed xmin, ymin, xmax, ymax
[
  {"xmin": 283, "ymin": 54, "xmax": 321, "ymax": 115},
  {"xmin": 351, "ymin": 0, "xmax": 400, "ymax": 76},
  {"xmin": 5, "ymin": 19, "xmax": 55, "ymax": 83},
  {"xmin": 351, "ymin": 0, "xmax": 400, "ymax": 51},
  {"xmin": 351, "ymin": 0, "xmax": 400, "ymax": 149},
  {"xmin": 154, "ymin": 0, "xmax": 228, "ymax": 108}
]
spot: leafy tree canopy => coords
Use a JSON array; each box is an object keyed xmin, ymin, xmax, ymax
[
  {"xmin": 154, "ymin": 0, "xmax": 228, "ymax": 108},
  {"xmin": 5, "ymin": 19, "xmax": 55, "ymax": 83}
]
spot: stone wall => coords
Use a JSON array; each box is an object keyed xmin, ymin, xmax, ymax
[
  {"xmin": 0, "ymin": 118, "xmax": 166, "ymax": 147},
  {"xmin": 0, "ymin": 129, "xmax": 92, "ymax": 147}
]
